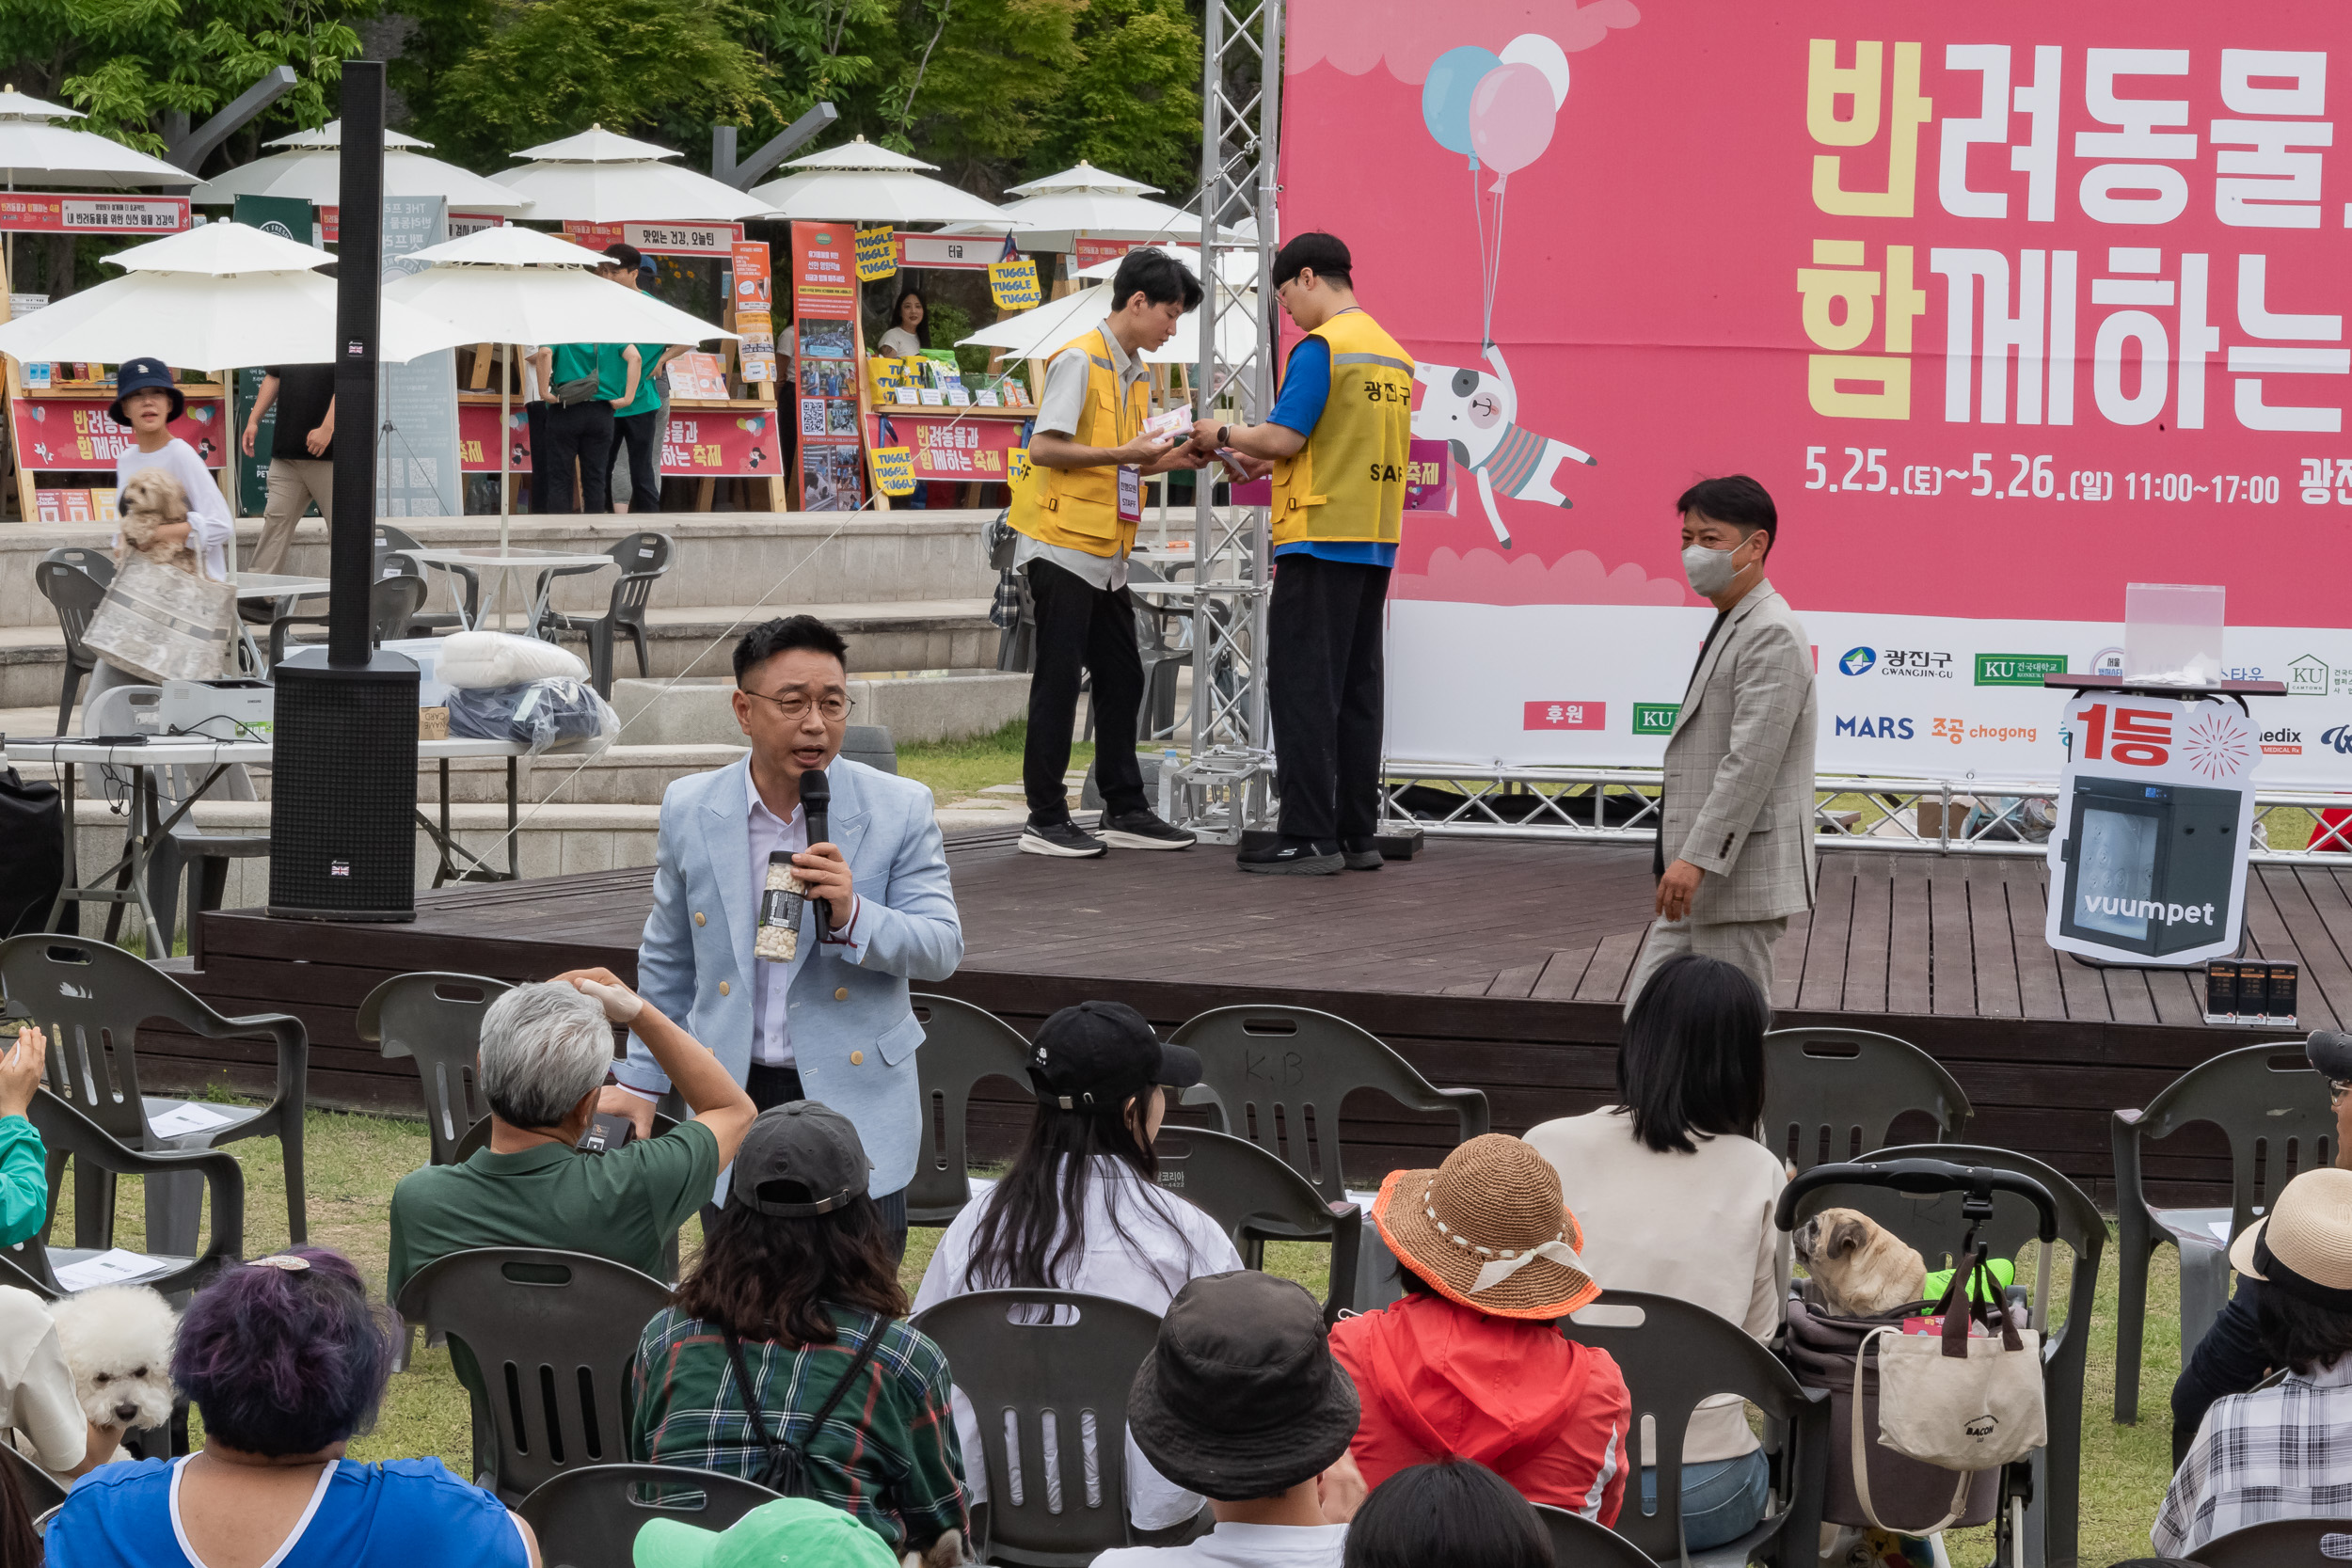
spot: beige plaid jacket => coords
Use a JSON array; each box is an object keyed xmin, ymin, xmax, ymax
[{"xmin": 1661, "ymin": 579, "xmax": 1819, "ymax": 924}]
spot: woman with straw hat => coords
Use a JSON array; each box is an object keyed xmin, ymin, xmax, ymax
[{"xmin": 1327, "ymin": 1134, "xmax": 1630, "ymax": 1522}]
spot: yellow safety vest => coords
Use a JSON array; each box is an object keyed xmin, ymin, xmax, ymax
[
  {"xmin": 1008, "ymin": 326, "xmax": 1150, "ymax": 557},
  {"xmin": 1270, "ymin": 309, "xmax": 1415, "ymax": 546}
]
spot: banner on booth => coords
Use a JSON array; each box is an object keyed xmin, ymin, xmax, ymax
[
  {"xmin": 872, "ymin": 411, "xmax": 1024, "ymax": 482},
  {"xmin": 561, "ymin": 220, "xmax": 743, "ymax": 255},
  {"xmin": 0, "ymin": 194, "xmax": 187, "ymax": 233},
  {"xmin": 12, "ymin": 397, "xmax": 225, "ymax": 469}
]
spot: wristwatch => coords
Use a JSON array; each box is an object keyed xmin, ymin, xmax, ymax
[{"xmin": 1217, "ymin": 424, "xmax": 1231, "ymax": 449}]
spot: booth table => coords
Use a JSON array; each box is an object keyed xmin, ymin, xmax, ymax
[{"xmin": 400, "ymin": 546, "xmax": 615, "ymax": 633}]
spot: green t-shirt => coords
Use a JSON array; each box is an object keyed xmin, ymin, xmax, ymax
[
  {"xmin": 616, "ymin": 344, "xmax": 665, "ymax": 418},
  {"xmin": 551, "ymin": 341, "xmax": 628, "ymax": 404},
  {"xmin": 387, "ymin": 1118, "xmax": 718, "ymax": 1301}
]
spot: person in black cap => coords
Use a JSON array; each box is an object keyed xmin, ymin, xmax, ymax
[
  {"xmin": 913, "ymin": 1000, "xmax": 1245, "ymax": 1535},
  {"xmin": 629, "ymin": 1101, "xmax": 968, "ymax": 1566},
  {"xmin": 1095, "ymin": 1270, "xmax": 1365, "ymax": 1567}
]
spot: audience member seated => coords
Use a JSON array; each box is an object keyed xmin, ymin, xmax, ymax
[
  {"xmin": 1521, "ymin": 952, "xmax": 1785, "ymax": 1550},
  {"xmin": 1096, "ymin": 1270, "xmax": 1366, "ymax": 1567},
  {"xmin": 912, "ymin": 1000, "xmax": 1242, "ymax": 1534},
  {"xmin": 1339, "ymin": 1458, "xmax": 1554, "ymax": 1568},
  {"xmin": 2, "ymin": 1024, "xmax": 49, "ymax": 1247},
  {"xmin": 3, "ymin": 1282, "xmax": 99, "ymax": 1497},
  {"xmin": 43, "ymin": 1247, "xmax": 539, "ymax": 1568},
  {"xmin": 632, "ymin": 1496, "xmax": 898, "ymax": 1568},
  {"xmin": 2153, "ymin": 1166, "xmax": 2352, "ymax": 1556},
  {"xmin": 1328, "ymin": 1134, "xmax": 1629, "ymax": 1524},
  {"xmin": 629, "ymin": 1101, "xmax": 965, "ymax": 1565},
  {"xmin": 389, "ymin": 970, "xmax": 755, "ymax": 1298}
]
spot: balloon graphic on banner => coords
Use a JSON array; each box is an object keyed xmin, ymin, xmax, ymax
[
  {"xmin": 1422, "ymin": 45, "xmax": 1503, "ymax": 160},
  {"xmin": 1499, "ymin": 33, "xmax": 1571, "ymax": 109},
  {"xmin": 1469, "ymin": 62, "xmax": 1558, "ymax": 184}
]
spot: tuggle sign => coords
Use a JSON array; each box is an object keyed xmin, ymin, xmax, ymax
[{"xmin": 989, "ymin": 257, "xmax": 1041, "ymax": 310}]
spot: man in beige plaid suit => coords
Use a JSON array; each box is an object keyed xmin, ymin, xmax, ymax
[{"xmin": 1625, "ymin": 475, "xmax": 1818, "ymax": 1013}]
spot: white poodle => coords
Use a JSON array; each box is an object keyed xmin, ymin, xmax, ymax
[{"xmin": 40, "ymin": 1285, "xmax": 179, "ymax": 1476}]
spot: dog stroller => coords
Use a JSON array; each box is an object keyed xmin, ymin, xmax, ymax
[{"xmin": 1776, "ymin": 1158, "xmax": 2061, "ymax": 1568}]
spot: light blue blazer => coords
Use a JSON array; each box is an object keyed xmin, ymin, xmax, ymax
[{"xmin": 615, "ymin": 755, "xmax": 963, "ymax": 1196}]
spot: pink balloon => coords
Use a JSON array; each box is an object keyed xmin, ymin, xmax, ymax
[{"xmin": 1468, "ymin": 61, "xmax": 1557, "ymax": 177}]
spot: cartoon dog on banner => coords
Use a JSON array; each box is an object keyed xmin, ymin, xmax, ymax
[{"xmin": 1412, "ymin": 341, "xmax": 1596, "ymax": 549}]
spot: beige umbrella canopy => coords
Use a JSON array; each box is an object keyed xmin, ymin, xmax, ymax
[
  {"xmin": 0, "ymin": 85, "xmax": 196, "ymax": 187},
  {"xmin": 190, "ymin": 119, "xmax": 531, "ymax": 214},
  {"xmin": 937, "ymin": 161, "xmax": 1239, "ymax": 252},
  {"xmin": 748, "ymin": 135, "xmax": 1023, "ymax": 227},
  {"xmin": 488, "ymin": 125, "xmax": 772, "ymax": 222}
]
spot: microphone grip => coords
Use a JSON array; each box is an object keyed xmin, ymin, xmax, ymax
[{"xmin": 804, "ymin": 801, "xmax": 831, "ymax": 944}]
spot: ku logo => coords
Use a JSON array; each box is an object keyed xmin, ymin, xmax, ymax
[{"xmin": 1242, "ymin": 1049, "xmax": 1308, "ymax": 1088}]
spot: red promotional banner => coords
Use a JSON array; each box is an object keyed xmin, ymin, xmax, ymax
[
  {"xmin": 458, "ymin": 402, "xmax": 531, "ymax": 472},
  {"xmin": 456, "ymin": 402, "xmax": 781, "ymax": 477},
  {"xmin": 870, "ymin": 411, "xmax": 1025, "ymax": 483},
  {"xmin": 0, "ymin": 194, "xmax": 187, "ymax": 234},
  {"xmin": 12, "ymin": 397, "xmax": 226, "ymax": 470}
]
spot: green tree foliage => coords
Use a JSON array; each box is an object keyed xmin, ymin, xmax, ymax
[{"xmin": 1025, "ymin": 0, "xmax": 1200, "ymax": 193}]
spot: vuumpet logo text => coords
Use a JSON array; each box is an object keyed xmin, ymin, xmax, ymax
[
  {"xmin": 1976, "ymin": 654, "xmax": 2067, "ymax": 686},
  {"xmin": 2080, "ymin": 895, "xmax": 2218, "ymax": 927}
]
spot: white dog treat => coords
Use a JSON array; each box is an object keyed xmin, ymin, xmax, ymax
[{"xmin": 755, "ymin": 851, "xmax": 808, "ymax": 963}]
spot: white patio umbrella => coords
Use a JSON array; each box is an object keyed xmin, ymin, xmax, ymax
[
  {"xmin": 1071, "ymin": 245, "xmax": 1262, "ymax": 288},
  {"xmin": 747, "ymin": 135, "xmax": 1023, "ymax": 227},
  {"xmin": 956, "ymin": 278, "xmax": 1260, "ymax": 368},
  {"xmin": 189, "ymin": 119, "xmax": 532, "ymax": 214},
  {"xmin": 488, "ymin": 125, "xmax": 772, "ymax": 222},
  {"xmin": 937, "ymin": 163, "xmax": 1239, "ymax": 252},
  {"xmin": 0, "ymin": 85, "xmax": 196, "ymax": 187}
]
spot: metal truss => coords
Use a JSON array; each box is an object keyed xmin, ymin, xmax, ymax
[{"xmin": 1168, "ymin": 0, "xmax": 1280, "ymax": 843}]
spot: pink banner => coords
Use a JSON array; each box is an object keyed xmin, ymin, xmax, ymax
[
  {"xmin": 870, "ymin": 411, "xmax": 1025, "ymax": 483},
  {"xmin": 12, "ymin": 397, "xmax": 226, "ymax": 470},
  {"xmin": 456, "ymin": 403, "xmax": 782, "ymax": 478}
]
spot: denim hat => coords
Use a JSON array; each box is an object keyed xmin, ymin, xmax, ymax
[{"xmin": 109, "ymin": 357, "xmax": 183, "ymax": 425}]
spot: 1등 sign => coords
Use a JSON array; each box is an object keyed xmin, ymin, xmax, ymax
[{"xmin": 2205, "ymin": 960, "xmax": 2298, "ymax": 1029}]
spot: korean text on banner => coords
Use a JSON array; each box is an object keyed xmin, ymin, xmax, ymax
[
  {"xmin": 855, "ymin": 228, "xmax": 899, "ymax": 282},
  {"xmin": 873, "ymin": 411, "xmax": 1024, "ymax": 483},
  {"xmin": 0, "ymin": 195, "xmax": 188, "ymax": 234},
  {"xmin": 563, "ymin": 220, "xmax": 744, "ymax": 255},
  {"xmin": 989, "ymin": 257, "xmax": 1042, "ymax": 310},
  {"xmin": 789, "ymin": 223, "xmax": 857, "ymax": 319},
  {"xmin": 12, "ymin": 398, "xmax": 226, "ymax": 470}
]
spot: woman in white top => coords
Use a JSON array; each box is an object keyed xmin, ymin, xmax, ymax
[
  {"xmin": 878, "ymin": 289, "xmax": 930, "ymax": 358},
  {"xmin": 914, "ymin": 1000, "xmax": 1241, "ymax": 1534},
  {"xmin": 1521, "ymin": 953, "xmax": 1788, "ymax": 1554}
]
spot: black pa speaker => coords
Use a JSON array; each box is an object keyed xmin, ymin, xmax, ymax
[{"xmin": 266, "ymin": 649, "xmax": 420, "ymax": 920}]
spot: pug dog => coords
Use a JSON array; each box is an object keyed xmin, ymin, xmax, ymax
[{"xmin": 1793, "ymin": 1206, "xmax": 1926, "ymax": 1318}]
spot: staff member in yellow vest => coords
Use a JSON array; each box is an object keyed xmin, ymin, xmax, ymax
[
  {"xmin": 1190, "ymin": 232, "xmax": 1413, "ymax": 875},
  {"xmin": 1010, "ymin": 247, "xmax": 1209, "ymax": 860}
]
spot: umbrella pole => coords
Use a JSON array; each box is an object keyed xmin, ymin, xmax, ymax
[{"xmin": 499, "ymin": 343, "xmax": 512, "ymax": 630}]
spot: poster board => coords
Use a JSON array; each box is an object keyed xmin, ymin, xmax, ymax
[
  {"xmin": 375, "ymin": 195, "xmax": 461, "ymax": 519},
  {"xmin": 231, "ymin": 196, "xmax": 318, "ymax": 517},
  {"xmin": 790, "ymin": 221, "xmax": 865, "ymax": 511}
]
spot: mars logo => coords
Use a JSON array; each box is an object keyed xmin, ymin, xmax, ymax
[
  {"xmin": 1835, "ymin": 715, "xmax": 1914, "ymax": 739},
  {"xmin": 1838, "ymin": 646, "xmax": 1876, "ymax": 676}
]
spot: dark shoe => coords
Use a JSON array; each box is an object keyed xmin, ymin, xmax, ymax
[
  {"xmin": 1341, "ymin": 836, "xmax": 1384, "ymax": 871},
  {"xmin": 1099, "ymin": 808, "xmax": 1196, "ymax": 850},
  {"xmin": 1020, "ymin": 817, "xmax": 1107, "ymax": 859},
  {"xmin": 1236, "ymin": 836, "xmax": 1343, "ymax": 875}
]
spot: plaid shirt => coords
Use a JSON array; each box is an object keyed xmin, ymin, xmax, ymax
[
  {"xmin": 629, "ymin": 1305, "xmax": 967, "ymax": 1554},
  {"xmin": 2153, "ymin": 1354, "xmax": 2352, "ymax": 1555}
]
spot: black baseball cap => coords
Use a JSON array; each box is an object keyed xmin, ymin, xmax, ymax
[
  {"xmin": 110, "ymin": 357, "xmax": 184, "ymax": 425},
  {"xmin": 1027, "ymin": 1001, "xmax": 1202, "ymax": 1111},
  {"xmin": 725, "ymin": 1101, "xmax": 870, "ymax": 1217},
  {"xmin": 2311, "ymin": 1029, "xmax": 2352, "ymax": 1081}
]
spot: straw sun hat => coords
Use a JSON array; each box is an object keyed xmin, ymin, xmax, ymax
[
  {"xmin": 1373, "ymin": 1134, "xmax": 1602, "ymax": 1320},
  {"xmin": 2230, "ymin": 1165, "xmax": 2352, "ymax": 1307}
]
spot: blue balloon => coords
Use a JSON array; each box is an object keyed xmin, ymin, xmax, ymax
[{"xmin": 1422, "ymin": 46, "xmax": 1503, "ymax": 157}]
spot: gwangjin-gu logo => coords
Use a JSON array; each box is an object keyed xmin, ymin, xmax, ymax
[{"xmin": 1838, "ymin": 646, "xmax": 1876, "ymax": 676}]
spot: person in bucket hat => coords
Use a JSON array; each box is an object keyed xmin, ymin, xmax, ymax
[
  {"xmin": 2154, "ymin": 1165, "xmax": 2352, "ymax": 1555},
  {"xmin": 1096, "ymin": 1271, "xmax": 1365, "ymax": 1567},
  {"xmin": 1327, "ymin": 1134, "xmax": 1629, "ymax": 1522}
]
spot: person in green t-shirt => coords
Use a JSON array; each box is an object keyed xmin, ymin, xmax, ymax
[
  {"xmin": 544, "ymin": 334, "xmax": 637, "ymax": 513},
  {"xmin": 597, "ymin": 244, "xmax": 681, "ymax": 515}
]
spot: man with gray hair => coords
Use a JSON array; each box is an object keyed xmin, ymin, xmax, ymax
[{"xmin": 388, "ymin": 966, "xmax": 755, "ymax": 1297}]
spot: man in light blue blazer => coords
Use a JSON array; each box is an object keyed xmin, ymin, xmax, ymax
[{"xmin": 604, "ymin": 615, "xmax": 962, "ymax": 1249}]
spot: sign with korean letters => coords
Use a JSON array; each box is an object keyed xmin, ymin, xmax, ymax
[
  {"xmin": 1289, "ymin": 2, "xmax": 2352, "ymax": 784},
  {"xmin": 2046, "ymin": 691, "xmax": 2258, "ymax": 965}
]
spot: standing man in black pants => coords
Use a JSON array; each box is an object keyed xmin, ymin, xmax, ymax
[
  {"xmin": 542, "ymin": 336, "xmax": 635, "ymax": 512},
  {"xmin": 1191, "ymin": 232, "xmax": 1414, "ymax": 874}
]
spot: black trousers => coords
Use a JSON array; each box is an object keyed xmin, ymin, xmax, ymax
[
  {"xmin": 744, "ymin": 1062, "xmax": 909, "ymax": 1259},
  {"xmin": 607, "ymin": 407, "xmax": 660, "ymax": 514},
  {"xmin": 1268, "ymin": 553, "xmax": 1390, "ymax": 842},
  {"xmin": 543, "ymin": 400, "xmax": 615, "ymax": 514},
  {"xmin": 524, "ymin": 402, "xmax": 552, "ymax": 515},
  {"xmin": 1022, "ymin": 558, "xmax": 1148, "ymax": 822}
]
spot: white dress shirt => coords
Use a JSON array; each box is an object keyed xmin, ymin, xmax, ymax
[{"xmin": 745, "ymin": 790, "xmax": 867, "ymax": 1068}]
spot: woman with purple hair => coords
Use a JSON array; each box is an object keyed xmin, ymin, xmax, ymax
[{"xmin": 42, "ymin": 1247, "xmax": 540, "ymax": 1568}]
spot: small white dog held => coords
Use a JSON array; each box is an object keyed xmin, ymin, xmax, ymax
[{"xmin": 45, "ymin": 1284, "xmax": 179, "ymax": 1473}]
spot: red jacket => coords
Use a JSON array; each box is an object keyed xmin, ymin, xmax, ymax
[{"xmin": 1328, "ymin": 1291, "xmax": 1630, "ymax": 1524}]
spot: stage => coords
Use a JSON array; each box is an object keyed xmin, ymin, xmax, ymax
[{"xmin": 174, "ymin": 831, "xmax": 2350, "ymax": 1202}]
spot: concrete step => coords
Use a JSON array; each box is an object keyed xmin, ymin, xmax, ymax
[{"xmin": 612, "ymin": 671, "xmax": 1028, "ymax": 748}]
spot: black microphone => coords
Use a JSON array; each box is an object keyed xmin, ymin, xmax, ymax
[{"xmin": 801, "ymin": 768, "xmax": 832, "ymax": 945}]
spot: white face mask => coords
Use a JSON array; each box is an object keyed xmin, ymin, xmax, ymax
[{"xmin": 1682, "ymin": 539, "xmax": 1746, "ymax": 596}]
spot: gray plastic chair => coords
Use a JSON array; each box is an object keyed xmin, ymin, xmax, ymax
[
  {"xmin": 1533, "ymin": 1504, "xmax": 1664, "ymax": 1568},
  {"xmin": 269, "ymin": 551, "xmax": 429, "ymax": 662},
  {"xmin": 1784, "ymin": 1144, "xmax": 2106, "ymax": 1568},
  {"xmin": 911, "ymin": 1288, "xmax": 1167, "ymax": 1566},
  {"xmin": 1167, "ymin": 1005, "xmax": 1489, "ymax": 1205},
  {"xmin": 34, "ymin": 548, "xmax": 113, "ymax": 735},
  {"xmin": 906, "ymin": 993, "xmax": 1035, "ymax": 1224},
  {"xmin": 1, "ymin": 1086, "xmax": 245, "ymax": 1302},
  {"xmin": 840, "ymin": 723, "xmax": 898, "ymax": 775},
  {"xmin": 2111, "ymin": 1041, "xmax": 2330, "ymax": 1424},
  {"xmin": 2188, "ymin": 1516, "xmax": 2352, "ymax": 1565},
  {"xmin": 516, "ymin": 1464, "xmax": 783, "ymax": 1568},
  {"xmin": 1, "ymin": 933, "xmax": 304, "ymax": 1256},
  {"xmin": 1, "ymin": 1444, "xmax": 68, "ymax": 1524},
  {"xmin": 357, "ymin": 972, "xmax": 514, "ymax": 1165},
  {"xmin": 376, "ymin": 521, "xmax": 479, "ymax": 632},
  {"xmin": 533, "ymin": 531, "xmax": 673, "ymax": 696},
  {"xmin": 393, "ymin": 1247, "xmax": 674, "ymax": 1505},
  {"xmin": 1559, "ymin": 1290, "xmax": 1828, "ymax": 1568},
  {"xmin": 1150, "ymin": 1126, "xmax": 1362, "ymax": 1324},
  {"xmin": 1761, "ymin": 1027, "xmax": 1970, "ymax": 1175}
]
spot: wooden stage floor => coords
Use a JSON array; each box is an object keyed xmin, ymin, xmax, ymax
[{"xmin": 180, "ymin": 832, "xmax": 2352, "ymax": 1201}]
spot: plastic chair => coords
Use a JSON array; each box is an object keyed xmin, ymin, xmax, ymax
[
  {"xmin": 534, "ymin": 531, "xmax": 673, "ymax": 696},
  {"xmin": 392, "ymin": 1247, "xmax": 674, "ymax": 1505},
  {"xmin": 1533, "ymin": 1504, "xmax": 1665, "ymax": 1568},
  {"xmin": 1761, "ymin": 1027, "xmax": 1971, "ymax": 1176},
  {"xmin": 1150, "ymin": 1126, "xmax": 1363, "ymax": 1324},
  {"xmin": 0, "ymin": 1087, "xmax": 245, "ymax": 1302},
  {"xmin": 2, "ymin": 934, "xmax": 303, "ymax": 1256},
  {"xmin": 2188, "ymin": 1516, "xmax": 2352, "ymax": 1565},
  {"xmin": 268, "ymin": 552, "xmax": 429, "ymax": 663},
  {"xmin": 357, "ymin": 973, "xmax": 514, "ymax": 1165},
  {"xmin": 840, "ymin": 723, "xmax": 898, "ymax": 775},
  {"xmin": 1167, "ymin": 1005, "xmax": 1490, "ymax": 1205},
  {"xmin": 34, "ymin": 549, "xmax": 112, "ymax": 735},
  {"xmin": 906, "ymin": 993, "xmax": 1036, "ymax": 1225},
  {"xmin": 1783, "ymin": 1144, "xmax": 2106, "ymax": 1568},
  {"xmin": 2111, "ymin": 1041, "xmax": 2332, "ymax": 1423},
  {"xmin": 1, "ymin": 1443, "xmax": 68, "ymax": 1523},
  {"xmin": 1559, "ymin": 1290, "xmax": 1828, "ymax": 1568},
  {"xmin": 516, "ymin": 1464, "xmax": 784, "ymax": 1568},
  {"xmin": 377, "ymin": 521, "xmax": 479, "ymax": 632},
  {"xmin": 911, "ymin": 1288, "xmax": 1167, "ymax": 1566}
]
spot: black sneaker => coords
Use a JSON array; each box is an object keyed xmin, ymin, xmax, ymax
[
  {"xmin": 1341, "ymin": 836, "xmax": 1384, "ymax": 871},
  {"xmin": 1236, "ymin": 836, "xmax": 1343, "ymax": 875},
  {"xmin": 1099, "ymin": 808, "xmax": 1197, "ymax": 850},
  {"xmin": 1020, "ymin": 817, "xmax": 1107, "ymax": 859}
]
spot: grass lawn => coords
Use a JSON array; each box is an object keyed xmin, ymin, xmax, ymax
[
  {"xmin": 895, "ymin": 721, "xmax": 1092, "ymax": 806},
  {"xmin": 51, "ymin": 1107, "xmax": 2187, "ymax": 1564}
]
